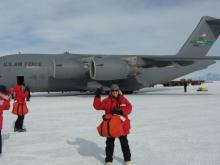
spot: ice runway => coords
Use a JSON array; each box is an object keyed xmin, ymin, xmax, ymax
[{"xmin": 1, "ymin": 82, "xmax": 220, "ymax": 165}]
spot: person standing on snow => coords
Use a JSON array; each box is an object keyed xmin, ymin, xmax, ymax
[
  {"xmin": 93, "ymin": 84, "xmax": 132, "ymax": 165},
  {"xmin": 11, "ymin": 76, "xmax": 30, "ymax": 132},
  {"xmin": 0, "ymin": 85, "xmax": 10, "ymax": 155},
  {"xmin": 183, "ymin": 80, "xmax": 188, "ymax": 92}
]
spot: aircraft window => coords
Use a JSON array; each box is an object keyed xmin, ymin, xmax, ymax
[{"xmin": 56, "ymin": 64, "xmax": 63, "ymax": 67}]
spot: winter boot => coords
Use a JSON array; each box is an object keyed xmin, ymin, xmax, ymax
[
  {"xmin": 17, "ymin": 128, "xmax": 27, "ymax": 132},
  {"xmin": 105, "ymin": 162, "xmax": 113, "ymax": 165},
  {"xmin": 124, "ymin": 161, "xmax": 132, "ymax": 165}
]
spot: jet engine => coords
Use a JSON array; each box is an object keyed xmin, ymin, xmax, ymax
[{"xmin": 89, "ymin": 57, "xmax": 131, "ymax": 80}]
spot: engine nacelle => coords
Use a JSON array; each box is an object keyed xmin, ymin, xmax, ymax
[{"xmin": 89, "ymin": 57, "xmax": 130, "ymax": 80}]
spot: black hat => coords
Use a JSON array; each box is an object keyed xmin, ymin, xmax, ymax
[
  {"xmin": 0, "ymin": 85, "xmax": 7, "ymax": 93},
  {"xmin": 17, "ymin": 76, "xmax": 24, "ymax": 85}
]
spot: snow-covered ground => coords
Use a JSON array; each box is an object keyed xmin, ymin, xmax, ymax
[{"xmin": 1, "ymin": 82, "xmax": 220, "ymax": 165}]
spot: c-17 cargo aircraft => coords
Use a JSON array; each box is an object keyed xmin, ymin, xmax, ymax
[{"xmin": 0, "ymin": 16, "xmax": 220, "ymax": 93}]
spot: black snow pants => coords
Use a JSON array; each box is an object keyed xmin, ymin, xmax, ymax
[
  {"xmin": 105, "ymin": 135, "xmax": 131, "ymax": 163},
  {"xmin": 15, "ymin": 115, "xmax": 25, "ymax": 129}
]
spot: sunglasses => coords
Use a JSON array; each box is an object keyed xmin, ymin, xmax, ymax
[{"xmin": 111, "ymin": 90, "xmax": 119, "ymax": 92}]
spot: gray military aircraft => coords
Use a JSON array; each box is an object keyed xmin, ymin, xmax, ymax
[{"xmin": 0, "ymin": 16, "xmax": 220, "ymax": 93}]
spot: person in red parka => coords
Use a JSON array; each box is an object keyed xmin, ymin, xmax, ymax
[
  {"xmin": 0, "ymin": 85, "xmax": 10, "ymax": 155},
  {"xmin": 93, "ymin": 84, "xmax": 132, "ymax": 165},
  {"xmin": 11, "ymin": 76, "xmax": 30, "ymax": 132}
]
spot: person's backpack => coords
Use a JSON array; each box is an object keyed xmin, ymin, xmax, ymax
[{"xmin": 97, "ymin": 114, "xmax": 124, "ymax": 138}]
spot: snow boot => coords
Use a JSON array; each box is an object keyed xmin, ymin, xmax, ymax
[
  {"xmin": 105, "ymin": 162, "xmax": 113, "ymax": 165},
  {"xmin": 17, "ymin": 128, "xmax": 27, "ymax": 132},
  {"xmin": 124, "ymin": 161, "xmax": 132, "ymax": 165}
]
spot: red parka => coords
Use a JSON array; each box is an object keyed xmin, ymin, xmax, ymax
[
  {"xmin": 11, "ymin": 85, "xmax": 29, "ymax": 104},
  {"xmin": 10, "ymin": 85, "xmax": 29, "ymax": 115},
  {"xmin": 93, "ymin": 95, "xmax": 132, "ymax": 135},
  {"xmin": 0, "ymin": 94, "xmax": 10, "ymax": 129}
]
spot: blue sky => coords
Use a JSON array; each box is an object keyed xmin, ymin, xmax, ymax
[{"xmin": 0, "ymin": 0, "xmax": 219, "ymax": 76}]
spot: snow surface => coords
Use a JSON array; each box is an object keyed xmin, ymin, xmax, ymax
[{"xmin": 1, "ymin": 82, "xmax": 220, "ymax": 165}]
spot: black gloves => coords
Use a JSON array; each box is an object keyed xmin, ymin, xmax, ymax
[
  {"xmin": 26, "ymin": 93, "xmax": 31, "ymax": 101},
  {"xmin": 25, "ymin": 86, "xmax": 31, "ymax": 101},
  {"xmin": 112, "ymin": 108, "xmax": 123, "ymax": 115},
  {"xmin": 95, "ymin": 88, "xmax": 102, "ymax": 98},
  {"xmin": 24, "ymin": 86, "xmax": 30, "ymax": 92}
]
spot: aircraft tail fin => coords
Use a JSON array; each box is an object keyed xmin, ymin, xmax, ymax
[{"xmin": 177, "ymin": 16, "xmax": 220, "ymax": 57}]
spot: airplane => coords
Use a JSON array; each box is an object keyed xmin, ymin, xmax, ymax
[{"xmin": 0, "ymin": 16, "xmax": 220, "ymax": 93}]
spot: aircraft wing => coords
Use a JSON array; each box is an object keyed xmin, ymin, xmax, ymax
[
  {"xmin": 135, "ymin": 55, "xmax": 220, "ymax": 68},
  {"xmin": 139, "ymin": 55, "xmax": 220, "ymax": 61}
]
